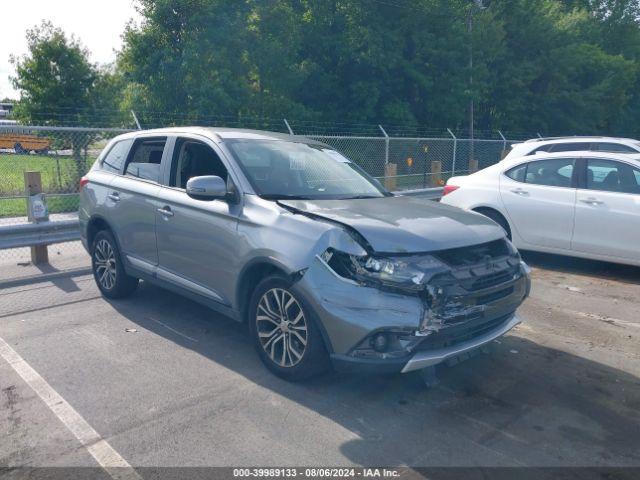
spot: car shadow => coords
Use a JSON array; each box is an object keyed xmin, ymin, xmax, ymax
[
  {"xmin": 107, "ymin": 281, "xmax": 640, "ymax": 468},
  {"xmin": 521, "ymin": 250, "xmax": 640, "ymax": 285}
]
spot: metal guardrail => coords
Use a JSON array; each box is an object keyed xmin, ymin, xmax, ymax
[
  {"xmin": 0, "ymin": 188, "xmax": 443, "ymax": 251},
  {"xmin": 0, "ymin": 220, "xmax": 80, "ymax": 250},
  {"xmin": 398, "ymin": 187, "xmax": 444, "ymax": 199}
]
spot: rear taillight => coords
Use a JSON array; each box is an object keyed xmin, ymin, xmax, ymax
[
  {"xmin": 442, "ymin": 185, "xmax": 459, "ymax": 196},
  {"xmin": 79, "ymin": 176, "xmax": 89, "ymax": 191}
]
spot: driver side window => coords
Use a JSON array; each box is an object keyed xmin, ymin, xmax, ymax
[{"xmin": 170, "ymin": 139, "xmax": 228, "ymax": 189}]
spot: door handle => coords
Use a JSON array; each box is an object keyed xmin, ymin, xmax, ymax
[
  {"xmin": 511, "ymin": 188, "xmax": 529, "ymax": 195},
  {"xmin": 107, "ymin": 192, "xmax": 120, "ymax": 202},
  {"xmin": 580, "ymin": 198, "xmax": 604, "ymax": 206},
  {"xmin": 157, "ymin": 206, "xmax": 174, "ymax": 218}
]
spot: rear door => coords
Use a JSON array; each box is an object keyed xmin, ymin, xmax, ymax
[
  {"xmin": 499, "ymin": 157, "xmax": 577, "ymax": 249},
  {"xmin": 107, "ymin": 136, "xmax": 168, "ymax": 270},
  {"xmin": 572, "ymin": 158, "xmax": 640, "ymax": 262}
]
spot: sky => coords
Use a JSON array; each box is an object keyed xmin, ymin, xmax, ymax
[{"xmin": 0, "ymin": 0, "xmax": 142, "ymax": 99}]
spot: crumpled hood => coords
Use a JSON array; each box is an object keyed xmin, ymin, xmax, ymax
[{"xmin": 279, "ymin": 195, "xmax": 505, "ymax": 253}]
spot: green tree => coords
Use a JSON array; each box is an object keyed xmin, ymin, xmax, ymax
[
  {"xmin": 10, "ymin": 21, "xmax": 124, "ymax": 177},
  {"xmin": 11, "ymin": 21, "xmax": 97, "ymax": 126},
  {"xmin": 114, "ymin": 0, "xmax": 640, "ymax": 136}
]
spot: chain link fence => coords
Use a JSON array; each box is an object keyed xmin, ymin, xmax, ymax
[
  {"xmin": 307, "ymin": 135, "xmax": 510, "ymax": 190},
  {"xmin": 0, "ymin": 125, "xmax": 131, "ymax": 267},
  {"xmin": 0, "ymin": 125, "xmax": 132, "ymax": 218},
  {"xmin": 0, "ymin": 123, "xmax": 518, "ymax": 269}
]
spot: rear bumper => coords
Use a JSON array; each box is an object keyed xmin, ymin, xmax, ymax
[{"xmin": 331, "ymin": 313, "xmax": 522, "ymax": 374}]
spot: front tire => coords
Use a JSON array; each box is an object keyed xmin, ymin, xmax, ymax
[
  {"xmin": 91, "ymin": 230, "xmax": 138, "ymax": 299},
  {"xmin": 248, "ymin": 275, "xmax": 329, "ymax": 381}
]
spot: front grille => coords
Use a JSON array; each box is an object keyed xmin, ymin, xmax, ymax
[
  {"xmin": 476, "ymin": 286, "xmax": 514, "ymax": 304},
  {"xmin": 417, "ymin": 313, "xmax": 513, "ymax": 351},
  {"xmin": 471, "ymin": 270, "xmax": 514, "ymax": 291},
  {"xmin": 435, "ymin": 239, "xmax": 510, "ymax": 266}
]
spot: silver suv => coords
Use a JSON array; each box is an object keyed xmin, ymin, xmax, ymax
[{"xmin": 80, "ymin": 127, "xmax": 530, "ymax": 381}]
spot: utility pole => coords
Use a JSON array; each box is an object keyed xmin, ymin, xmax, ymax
[
  {"xmin": 468, "ymin": 9, "xmax": 474, "ymax": 165},
  {"xmin": 467, "ymin": 1, "xmax": 489, "ymax": 165}
]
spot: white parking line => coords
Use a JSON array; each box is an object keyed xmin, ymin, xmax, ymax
[{"xmin": 0, "ymin": 335, "xmax": 141, "ymax": 480}]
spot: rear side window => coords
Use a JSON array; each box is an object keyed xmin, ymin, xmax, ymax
[
  {"xmin": 124, "ymin": 138, "xmax": 167, "ymax": 183},
  {"xmin": 506, "ymin": 158, "xmax": 575, "ymax": 188},
  {"xmin": 100, "ymin": 139, "xmax": 132, "ymax": 174},
  {"xmin": 525, "ymin": 158, "xmax": 575, "ymax": 187},
  {"xmin": 586, "ymin": 159, "xmax": 640, "ymax": 194},
  {"xmin": 592, "ymin": 142, "xmax": 638, "ymax": 154}
]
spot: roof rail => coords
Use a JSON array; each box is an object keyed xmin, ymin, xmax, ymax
[
  {"xmin": 524, "ymin": 136, "xmax": 583, "ymax": 143},
  {"xmin": 524, "ymin": 135, "xmax": 637, "ymax": 143}
]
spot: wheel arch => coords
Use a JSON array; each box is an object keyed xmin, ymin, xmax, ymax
[
  {"xmin": 86, "ymin": 215, "xmax": 118, "ymax": 254},
  {"xmin": 235, "ymin": 258, "xmax": 293, "ymax": 323},
  {"xmin": 471, "ymin": 205, "xmax": 512, "ymax": 238}
]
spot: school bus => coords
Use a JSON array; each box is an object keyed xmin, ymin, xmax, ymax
[{"xmin": 0, "ymin": 132, "xmax": 51, "ymax": 153}]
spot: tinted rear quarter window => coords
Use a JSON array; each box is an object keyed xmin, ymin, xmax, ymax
[
  {"xmin": 505, "ymin": 164, "xmax": 527, "ymax": 182},
  {"xmin": 100, "ymin": 139, "xmax": 133, "ymax": 174},
  {"xmin": 548, "ymin": 142, "xmax": 591, "ymax": 153},
  {"xmin": 528, "ymin": 145, "xmax": 551, "ymax": 155},
  {"xmin": 592, "ymin": 142, "xmax": 638, "ymax": 153}
]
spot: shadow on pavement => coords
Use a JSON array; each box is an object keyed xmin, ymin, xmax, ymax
[
  {"xmin": 107, "ymin": 280, "xmax": 640, "ymax": 469},
  {"xmin": 521, "ymin": 250, "xmax": 640, "ymax": 285}
]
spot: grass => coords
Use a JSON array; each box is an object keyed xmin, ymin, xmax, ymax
[
  {"xmin": 0, "ymin": 153, "xmax": 94, "ymax": 217},
  {"xmin": 0, "ymin": 194, "xmax": 79, "ymax": 218}
]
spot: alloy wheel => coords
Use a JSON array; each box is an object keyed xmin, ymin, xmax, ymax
[
  {"xmin": 256, "ymin": 288, "xmax": 308, "ymax": 367},
  {"xmin": 94, "ymin": 239, "xmax": 117, "ymax": 290}
]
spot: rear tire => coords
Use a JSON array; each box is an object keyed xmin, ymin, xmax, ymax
[
  {"xmin": 476, "ymin": 208, "xmax": 512, "ymax": 240},
  {"xmin": 248, "ymin": 275, "xmax": 330, "ymax": 381},
  {"xmin": 91, "ymin": 230, "xmax": 138, "ymax": 299}
]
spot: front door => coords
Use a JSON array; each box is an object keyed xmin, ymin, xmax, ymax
[
  {"xmin": 155, "ymin": 136, "xmax": 241, "ymax": 306},
  {"xmin": 572, "ymin": 158, "xmax": 640, "ymax": 262}
]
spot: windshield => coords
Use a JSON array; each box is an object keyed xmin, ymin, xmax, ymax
[{"xmin": 227, "ymin": 139, "xmax": 388, "ymax": 199}]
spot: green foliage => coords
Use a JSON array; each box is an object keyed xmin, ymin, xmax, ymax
[
  {"xmin": 12, "ymin": 2, "xmax": 640, "ymax": 136},
  {"xmin": 115, "ymin": 0, "xmax": 640, "ymax": 135},
  {"xmin": 10, "ymin": 21, "xmax": 126, "ymax": 127}
]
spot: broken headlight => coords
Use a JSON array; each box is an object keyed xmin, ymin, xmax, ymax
[{"xmin": 320, "ymin": 248, "xmax": 448, "ymax": 292}]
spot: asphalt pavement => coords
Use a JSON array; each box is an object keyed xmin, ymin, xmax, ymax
[{"xmin": 1, "ymin": 251, "xmax": 639, "ymax": 474}]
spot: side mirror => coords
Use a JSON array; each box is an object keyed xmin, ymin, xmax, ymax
[{"xmin": 186, "ymin": 175, "xmax": 227, "ymax": 200}]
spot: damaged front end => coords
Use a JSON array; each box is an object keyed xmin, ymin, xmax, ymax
[{"xmin": 317, "ymin": 238, "xmax": 531, "ymax": 366}]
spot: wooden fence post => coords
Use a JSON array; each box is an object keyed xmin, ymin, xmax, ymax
[
  {"xmin": 384, "ymin": 163, "xmax": 397, "ymax": 191},
  {"xmin": 430, "ymin": 160, "xmax": 442, "ymax": 186},
  {"xmin": 24, "ymin": 171, "xmax": 49, "ymax": 265},
  {"xmin": 469, "ymin": 159, "xmax": 479, "ymax": 173}
]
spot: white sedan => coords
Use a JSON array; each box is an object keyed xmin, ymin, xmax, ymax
[{"xmin": 440, "ymin": 151, "xmax": 640, "ymax": 267}]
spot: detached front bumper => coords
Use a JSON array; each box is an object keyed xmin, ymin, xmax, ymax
[
  {"xmin": 400, "ymin": 312, "xmax": 521, "ymax": 372},
  {"xmin": 330, "ymin": 313, "xmax": 521, "ymax": 374},
  {"xmin": 296, "ymin": 252, "xmax": 529, "ymax": 375}
]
